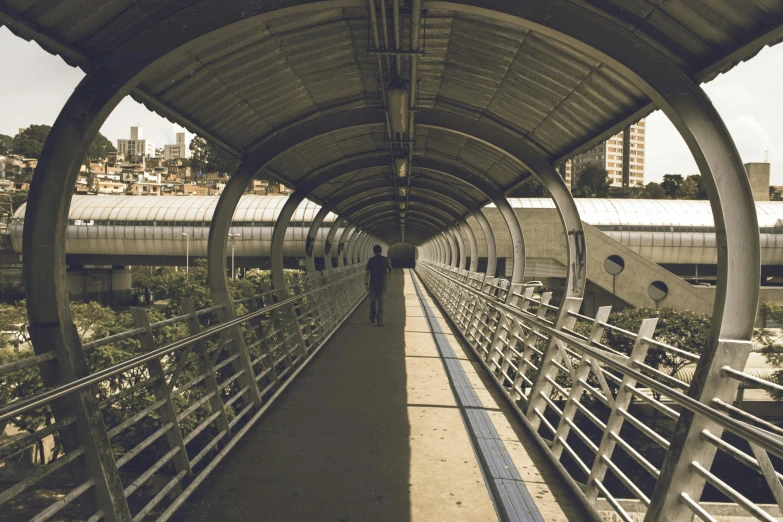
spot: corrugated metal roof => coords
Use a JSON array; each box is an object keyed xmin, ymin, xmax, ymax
[
  {"xmin": 505, "ymin": 198, "xmax": 783, "ymax": 228},
  {"xmin": 2, "ymin": 0, "xmax": 782, "ymax": 243}
]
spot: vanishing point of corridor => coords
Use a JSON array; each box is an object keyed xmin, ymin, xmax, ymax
[{"xmin": 171, "ymin": 271, "xmax": 587, "ymax": 522}]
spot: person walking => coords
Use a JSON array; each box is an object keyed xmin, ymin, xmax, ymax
[{"xmin": 365, "ymin": 244, "xmax": 393, "ymax": 326}]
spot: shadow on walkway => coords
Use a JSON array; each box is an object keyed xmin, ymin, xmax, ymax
[{"xmin": 173, "ymin": 272, "xmax": 411, "ymax": 522}]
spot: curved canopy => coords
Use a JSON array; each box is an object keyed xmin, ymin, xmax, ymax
[{"xmin": 3, "ymin": 0, "xmax": 781, "ymax": 245}]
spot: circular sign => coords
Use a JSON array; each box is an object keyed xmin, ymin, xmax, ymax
[
  {"xmin": 648, "ymin": 281, "xmax": 669, "ymax": 301},
  {"xmin": 604, "ymin": 255, "xmax": 625, "ymax": 276}
]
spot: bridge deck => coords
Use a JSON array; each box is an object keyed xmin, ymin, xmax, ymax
[{"xmin": 172, "ymin": 270, "xmax": 588, "ymax": 521}]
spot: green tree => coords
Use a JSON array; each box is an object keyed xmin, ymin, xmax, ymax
[
  {"xmin": 770, "ymin": 187, "xmax": 782, "ymax": 201},
  {"xmin": 602, "ymin": 307, "xmax": 710, "ymax": 381},
  {"xmin": 572, "ymin": 164, "xmax": 610, "ymax": 198},
  {"xmin": 189, "ymin": 136, "xmax": 239, "ymax": 174},
  {"xmin": 754, "ymin": 302, "xmax": 783, "ymax": 400},
  {"xmin": 0, "ymin": 134, "xmax": 12, "ymax": 155},
  {"xmin": 676, "ymin": 176, "xmax": 699, "ymax": 199},
  {"xmin": 12, "ymin": 125, "xmax": 115, "ymax": 162},
  {"xmin": 9, "ymin": 191, "xmax": 28, "ymax": 211},
  {"xmin": 12, "ymin": 124, "xmax": 52, "ymax": 158},
  {"xmin": 661, "ymin": 174, "xmax": 684, "ymax": 198},
  {"xmin": 638, "ymin": 182, "xmax": 666, "ymax": 199},
  {"xmin": 688, "ymin": 174, "xmax": 709, "ymax": 200},
  {"xmin": 86, "ymin": 132, "xmax": 116, "ymax": 161}
]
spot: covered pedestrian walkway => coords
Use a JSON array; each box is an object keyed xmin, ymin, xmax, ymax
[
  {"xmin": 170, "ymin": 270, "xmax": 586, "ymax": 522},
  {"xmin": 2, "ymin": 1, "xmax": 783, "ymax": 521}
]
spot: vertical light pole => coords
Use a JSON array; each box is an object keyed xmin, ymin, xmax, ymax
[
  {"xmin": 182, "ymin": 232, "xmax": 189, "ymax": 274},
  {"xmin": 229, "ymin": 232, "xmax": 241, "ymax": 280}
]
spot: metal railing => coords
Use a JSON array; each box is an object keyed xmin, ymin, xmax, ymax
[
  {"xmin": 416, "ymin": 261, "xmax": 783, "ymax": 522},
  {"xmin": 0, "ymin": 266, "xmax": 366, "ymax": 522}
]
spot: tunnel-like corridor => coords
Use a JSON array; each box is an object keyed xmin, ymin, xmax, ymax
[
  {"xmin": 170, "ymin": 271, "xmax": 585, "ymax": 522},
  {"xmin": 2, "ymin": 1, "xmax": 783, "ymax": 521}
]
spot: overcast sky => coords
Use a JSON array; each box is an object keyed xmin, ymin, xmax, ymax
[{"xmin": 1, "ymin": 26, "xmax": 781, "ymax": 184}]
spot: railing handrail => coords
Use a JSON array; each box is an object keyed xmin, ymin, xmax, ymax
[
  {"xmin": 0, "ymin": 269, "xmax": 363, "ymax": 424},
  {"xmin": 417, "ymin": 262, "xmax": 783, "ymax": 461}
]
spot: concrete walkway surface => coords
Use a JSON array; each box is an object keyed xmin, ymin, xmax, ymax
[{"xmin": 172, "ymin": 270, "xmax": 588, "ymax": 522}]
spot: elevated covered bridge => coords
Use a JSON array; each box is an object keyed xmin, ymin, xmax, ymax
[{"xmin": 2, "ymin": 1, "xmax": 783, "ymax": 521}]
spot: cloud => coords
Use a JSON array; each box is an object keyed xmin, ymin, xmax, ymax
[
  {"xmin": 647, "ymin": 43, "xmax": 783, "ymax": 184},
  {"xmin": 705, "ymin": 83, "xmax": 754, "ymax": 107},
  {"xmin": 725, "ymin": 115, "xmax": 770, "ymax": 163}
]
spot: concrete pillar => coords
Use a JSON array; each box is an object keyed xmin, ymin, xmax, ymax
[{"xmin": 622, "ymin": 125, "xmax": 631, "ymax": 189}]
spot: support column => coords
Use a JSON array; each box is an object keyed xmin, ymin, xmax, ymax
[
  {"xmin": 496, "ymin": 198, "xmax": 525, "ymax": 284},
  {"xmin": 451, "ymin": 226, "xmax": 466, "ymax": 271},
  {"xmin": 324, "ymin": 217, "xmax": 345, "ymax": 271},
  {"xmin": 622, "ymin": 125, "xmax": 631, "ymax": 190},
  {"xmin": 473, "ymin": 210, "xmax": 496, "ymax": 277},
  {"xmin": 305, "ymin": 205, "xmax": 332, "ymax": 273},
  {"xmin": 364, "ymin": 235, "xmax": 375, "ymax": 262},
  {"xmin": 445, "ymin": 230, "xmax": 458, "ymax": 268},
  {"xmin": 337, "ymin": 223, "xmax": 356, "ymax": 268},
  {"xmin": 461, "ymin": 219, "xmax": 478, "ymax": 273},
  {"xmin": 363, "ymin": 234, "xmax": 374, "ymax": 262},
  {"xmin": 347, "ymin": 230, "xmax": 363, "ymax": 265},
  {"xmin": 431, "ymin": 239, "xmax": 441, "ymax": 264},
  {"xmin": 438, "ymin": 233, "xmax": 451, "ymax": 266},
  {"xmin": 269, "ymin": 196, "xmax": 303, "ymax": 292},
  {"xmin": 356, "ymin": 233, "xmax": 368, "ymax": 264}
]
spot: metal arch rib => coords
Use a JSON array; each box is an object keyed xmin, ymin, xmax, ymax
[
  {"xmin": 24, "ymin": 0, "xmax": 755, "ymax": 340},
  {"xmin": 208, "ymin": 139, "xmax": 535, "ymax": 295},
  {"xmin": 358, "ymin": 209, "xmax": 452, "ymax": 231},
  {"xmin": 303, "ymin": 178, "xmax": 477, "ymax": 271},
  {"xmin": 23, "ymin": 8, "xmax": 758, "ymax": 515},
  {"xmin": 343, "ymin": 194, "xmax": 467, "ymax": 225},
  {"xmin": 336, "ymin": 186, "xmax": 475, "ymax": 219}
]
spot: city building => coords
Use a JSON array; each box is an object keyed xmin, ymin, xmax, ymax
[
  {"xmin": 116, "ymin": 126, "xmax": 156, "ymax": 158},
  {"xmin": 129, "ymin": 181, "xmax": 162, "ymax": 196},
  {"xmin": 163, "ymin": 132, "xmax": 191, "ymax": 160},
  {"xmin": 567, "ymin": 119, "xmax": 646, "ymax": 188},
  {"xmin": 95, "ymin": 175, "xmax": 125, "ymax": 194}
]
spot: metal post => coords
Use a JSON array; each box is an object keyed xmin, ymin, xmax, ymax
[
  {"xmin": 473, "ymin": 210, "xmax": 496, "ymax": 277},
  {"xmin": 444, "ymin": 230, "xmax": 458, "ymax": 268},
  {"xmin": 337, "ymin": 223, "xmax": 356, "ymax": 269},
  {"xmin": 549, "ymin": 306, "xmax": 613, "ymax": 460},
  {"xmin": 182, "ymin": 233, "xmax": 189, "ymax": 274},
  {"xmin": 130, "ymin": 308, "xmax": 193, "ymax": 478},
  {"xmin": 526, "ymin": 296, "xmax": 583, "ymax": 430},
  {"xmin": 461, "ymin": 219, "xmax": 479, "ymax": 273},
  {"xmin": 451, "ymin": 226, "xmax": 466, "ymax": 271},
  {"xmin": 229, "ymin": 233, "xmax": 240, "ymax": 280},
  {"xmin": 306, "ymin": 206, "xmax": 332, "ymax": 273},
  {"xmin": 324, "ymin": 217, "xmax": 345, "ymax": 271},
  {"xmin": 622, "ymin": 125, "xmax": 631, "ymax": 191}
]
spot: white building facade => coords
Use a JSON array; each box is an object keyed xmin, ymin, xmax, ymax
[
  {"xmin": 163, "ymin": 133, "xmax": 191, "ymax": 160},
  {"xmin": 116, "ymin": 126, "xmax": 156, "ymax": 158},
  {"xmin": 567, "ymin": 119, "xmax": 646, "ymax": 188}
]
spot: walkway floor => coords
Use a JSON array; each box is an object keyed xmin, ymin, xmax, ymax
[{"xmin": 173, "ymin": 270, "xmax": 589, "ymax": 522}]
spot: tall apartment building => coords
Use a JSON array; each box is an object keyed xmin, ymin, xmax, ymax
[
  {"xmin": 565, "ymin": 119, "xmax": 646, "ymax": 188},
  {"xmin": 116, "ymin": 126, "xmax": 156, "ymax": 158},
  {"xmin": 163, "ymin": 132, "xmax": 191, "ymax": 160}
]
